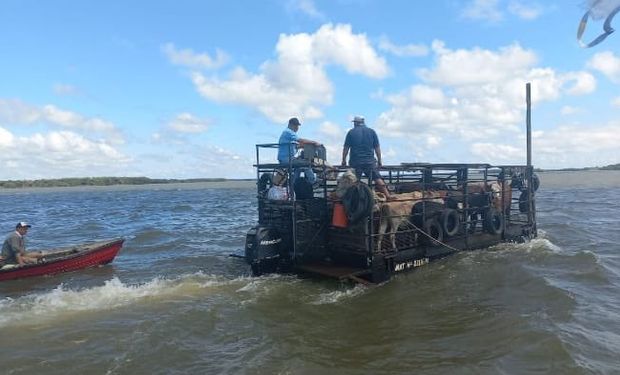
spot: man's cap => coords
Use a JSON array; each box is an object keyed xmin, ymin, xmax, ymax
[
  {"xmin": 352, "ymin": 116, "xmax": 365, "ymax": 124},
  {"xmin": 288, "ymin": 117, "xmax": 301, "ymax": 126},
  {"xmin": 16, "ymin": 222, "xmax": 32, "ymax": 229}
]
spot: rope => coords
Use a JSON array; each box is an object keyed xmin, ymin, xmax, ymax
[{"xmin": 401, "ymin": 218, "xmax": 461, "ymax": 253}]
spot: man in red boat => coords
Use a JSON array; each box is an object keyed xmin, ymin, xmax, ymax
[{"xmin": 0, "ymin": 222, "xmax": 43, "ymax": 266}]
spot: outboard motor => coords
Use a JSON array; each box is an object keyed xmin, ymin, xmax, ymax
[{"xmin": 245, "ymin": 226, "xmax": 283, "ymax": 276}]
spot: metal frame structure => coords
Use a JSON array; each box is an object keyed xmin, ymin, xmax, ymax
[{"xmin": 248, "ymin": 143, "xmax": 537, "ymax": 283}]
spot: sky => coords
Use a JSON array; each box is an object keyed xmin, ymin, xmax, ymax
[{"xmin": 1, "ymin": 0, "xmax": 620, "ymax": 180}]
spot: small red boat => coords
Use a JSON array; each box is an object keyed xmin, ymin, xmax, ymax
[{"xmin": 0, "ymin": 238, "xmax": 124, "ymax": 282}]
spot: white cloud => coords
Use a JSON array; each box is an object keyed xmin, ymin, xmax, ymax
[
  {"xmin": 178, "ymin": 145, "xmax": 253, "ymax": 179},
  {"xmin": 375, "ymin": 42, "xmax": 596, "ymax": 156},
  {"xmin": 190, "ymin": 23, "xmax": 389, "ymax": 123},
  {"xmin": 162, "ymin": 43, "xmax": 229, "ymax": 69},
  {"xmin": 0, "ymin": 99, "xmax": 124, "ymax": 143},
  {"xmin": 167, "ymin": 113, "xmax": 210, "ymax": 134},
  {"xmin": 470, "ymin": 142, "xmax": 524, "ymax": 161},
  {"xmin": 560, "ymin": 105, "xmax": 581, "ymax": 115},
  {"xmin": 420, "ymin": 41, "xmax": 538, "ymax": 86},
  {"xmin": 316, "ymin": 120, "xmax": 347, "ymax": 165},
  {"xmin": 587, "ymin": 51, "xmax": 620, "ymax": 83},
  {"xmin": 53, "ymin": 83, "xmax": 79, "ymax": 96},
  {"xmin": 461, "ymin": 0, "xmax": 503, "ymax": 22},
  {"xmin": 612, "ymin": 97, "xmax": 620, "ymax": 107},
  {"xmin": 0, "ymin": 127, "xmax": 14, "ymax": 147},
  {"xmin": 461, "ymin": 0, "xmax": 544, "ymax": 22},
  {"xmin": 0, "ymin": 99, "xmax": 42, "ymax": 124},
  {"xmin": 467, "ymin": 122, "xmax": 620, "ymax": 168},
  {"xmin": 534, "ymin": 122, "xmax": 620, "ymax": 167},
  {"xmin": 0, "ymin": 127, "xmax": 130, "ymax": 179},
  {"xmin": 287, "ymin": 0, "xmax": 324, "ymax": 20},
  {"xmin": 378, "ymin": 36, "xmax": 428, "ymax": 57},
  {"xmin": 318, "ymin": 121, "xmax": 343, "ymax": 138},
  {"xmin": 562, "ymin": 71, "xmax": 596, "ymax": 95},
  {"xmin": 508, "ymin": 1, "xmax": 544, "ymax": 20}
]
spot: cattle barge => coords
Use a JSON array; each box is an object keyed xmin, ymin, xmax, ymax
[{"xmin": 244, "ymin": 142, "xmax": 538, "ymax": 284}]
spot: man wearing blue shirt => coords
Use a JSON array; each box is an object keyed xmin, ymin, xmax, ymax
[
  {"xmin": 278, "ymin": 117, "xmax": 321, "ymax": 185},
  {"xmin": 341, "ymin": 116, "xmax": 391, "ymax": 199}
]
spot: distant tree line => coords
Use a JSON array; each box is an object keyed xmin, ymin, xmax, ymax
[
  {"xmin": 536, "ymin": 163, "xmax": 620, "ymax": 172},
  {"xmin": 0, "ymin": 177, "xmax": 235, "ymax": 189},
  {"xmin": 600, "ymin": 163, "xmax": 620, "ymax": 170}
]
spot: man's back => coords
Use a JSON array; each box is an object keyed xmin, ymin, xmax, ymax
[
  {"xmin": 278, "ymin": 128, "xmax": 298, "ymax": 163},
  {"xmin": 1, "ymin": 232, "xmax": 22, "ymax": 263},
  {"xmin": 344, "ymin": 125, "xmax": 379, "ymax": 166}
]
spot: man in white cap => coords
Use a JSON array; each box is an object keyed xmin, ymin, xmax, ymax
[
  {"xmin": 0, "ymin": 222, "xmax": 43, "ymax": 266},
  {"xmin": 341, "ymin": 116, "xmax": 391, "ymax": 199}
]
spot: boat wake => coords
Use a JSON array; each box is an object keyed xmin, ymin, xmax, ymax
[
  {"xmin": 0, "ymin": 272, "xmax": 342, "ymax": 328},
  {"xmin": 0, "ymin": 273, "xmax": 252, "ymax": 328},
  {"xmin": 311, "ymin": 284, "xmax": 368, "ymax": 305}
]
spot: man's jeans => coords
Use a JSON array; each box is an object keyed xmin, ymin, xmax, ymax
[{"xmin": 278, "ymin": 158, "xmax": 316, "ymax": 185}]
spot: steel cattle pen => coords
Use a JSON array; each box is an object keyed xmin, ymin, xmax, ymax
[{"xmin": 243, "ymin": 142, "xmax": 538, "ymax": 284}]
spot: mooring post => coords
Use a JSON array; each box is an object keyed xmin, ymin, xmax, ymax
[
  {"xmin": 526, "ymin": 83, "xmax": 531, "ymax": 168},
  {"xmin": 525, "ymin": 83, "xmax": 535, "ymax": 231}
]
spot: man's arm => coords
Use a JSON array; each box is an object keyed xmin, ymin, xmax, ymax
[
  {"xmin": 341, "ymin": 146, "xmax": 350, "ymax": 166},
  {"xmin": 297, "ymin": 138, "xmax": 321, "ymax": 146},
  {"xmin": 15, "ymin": 253, "xmax": 25, "ymax": 266},
  {"xmin": 372, "ymin": 130, "xmax": 382, "ymax": 166}
]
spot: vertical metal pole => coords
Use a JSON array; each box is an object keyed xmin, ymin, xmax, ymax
[
  {"xmin": 289, "ymin": 143, "xmax": 297, "ymax": 264},
  {"xmin": 526, "ymin": 83, "xmax": 532, "ymax": 168},
  {"xmin": 526, "ymin": 83, "xmax": 535, "ymax": 232},
  {"xmin": 462, "ymin": 167, "xmax": 469, "ymax": 249},
  {"xmin": 255, "ymin": 145, "xmax": 260, "ymax": 193}
]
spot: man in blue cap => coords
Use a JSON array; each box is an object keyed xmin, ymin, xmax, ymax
[
  {"xmin": 277, "ymin": 117, "xmax": 321, "ymax": 188},
  {"xmin": 0, "ymin": 222, "xmax": 43, "ymax": 266},
  {"xmin": 341, "ymin": 116, "xmax": 391, "ymax": 199}
]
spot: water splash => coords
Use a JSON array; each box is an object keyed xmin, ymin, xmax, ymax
[
  {"xmin": 311, "ymin": 284, "xmax": 368, "ymax": 305},
  {"xmin": 0, "ymin": 273, "xmax": 244, "ymax": 328}
]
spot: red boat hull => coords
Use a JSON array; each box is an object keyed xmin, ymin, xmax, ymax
[{"xmin": 0, "ymin": 238, "xmax": 124, "ymax": 282}]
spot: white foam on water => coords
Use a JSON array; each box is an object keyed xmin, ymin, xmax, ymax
[
  {"xmin": 524, "ymin": 237, "xmax": 562, "ymax": 253},
  {"xmin": 236, "ymin": 274, "xmax": 302, "ymax": 306},
  {"xmin": 235, "ymin": 274, "xmax": 289, "ymax": 293},
  {"xmin": 0, "ymin": 273, "xmax": 248, "ymax": 328},
  {"xmin": 311, "ymin": 284, "xmax": 368, "ymax": 305},
  {"xmin": 491, "ymin": 235, "xmax": 562, "ymax": 254}
]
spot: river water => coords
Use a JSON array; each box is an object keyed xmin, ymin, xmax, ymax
[{"xmin": 0, "ymin": 171, "xmax": 619, "ymax": 375}]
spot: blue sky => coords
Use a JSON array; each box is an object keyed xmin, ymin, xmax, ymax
[{"xmin": 1, "ymin": 0, "xmax": 620, "ymax": 179}]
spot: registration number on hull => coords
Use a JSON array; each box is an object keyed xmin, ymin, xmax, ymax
[{"xmin": 394, "ymin": 258, "xmax": 429, "ymax": 272}]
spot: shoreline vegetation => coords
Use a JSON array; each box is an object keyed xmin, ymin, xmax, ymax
[
  {"xmin": 0, "ymin": 163, "xmax": 618, "ymax": 189},
  {"xmin": 0, "ymin": 177, "xmax": 252, "ymax": 189},
  {"xmin": 536, "ymin": 163, "xmax": 620, "ymax": 172}
]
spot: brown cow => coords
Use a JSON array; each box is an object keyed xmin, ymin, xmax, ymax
[
  {"xmin": 375, "ymin": 191, "xmax": 444, "ymax": 252},
  {"xmin": 464, "ymin": 181, "xmax": 512, "ymax": 213}
]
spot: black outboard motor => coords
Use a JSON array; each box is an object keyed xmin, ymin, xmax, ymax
[{"xmin": 245, "ymin": 226, "xmax": 283, "ymax": 276}]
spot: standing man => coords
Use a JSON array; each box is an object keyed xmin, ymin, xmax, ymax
[
  {"xmin": 278, "ymin": 117, "xmax": 321, "ymax": 185},
  {"xmin": 1, "ymin": 222, "xmax": 43, "ymax": 266},
  {"xmin": 341, "ymin": 116, "xmax": 391, "ymax": 199}
]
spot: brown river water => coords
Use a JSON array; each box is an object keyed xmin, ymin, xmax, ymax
[{"xmin": 0, "ymin": 170, "xmax": 619, "ymax": 374}]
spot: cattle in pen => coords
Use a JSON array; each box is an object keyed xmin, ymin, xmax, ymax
[
  {"xmin": 375, "ymin": 191, "xmax": 444, "ymax": 252},
  {"xmin": 459, "ymin": 181, "xmax": 512, "ymax": 213}
]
